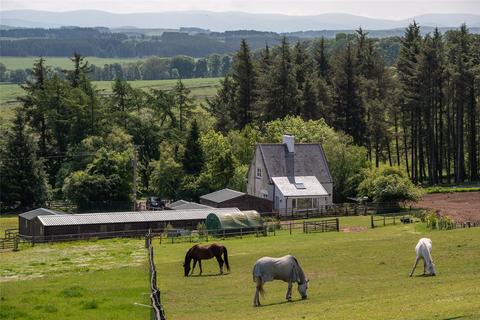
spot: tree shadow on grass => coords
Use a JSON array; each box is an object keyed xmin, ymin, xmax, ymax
[
  {"xmin": 441, "ymin": 316, "xmax": 468, "ymax": 320},
  {"xmin": 258, "ymin": 298, "xmax": 306, "ymax": 307},
  {"xmin": 189, "ymin": 273, "xmax": 231, "ymax": 278}
]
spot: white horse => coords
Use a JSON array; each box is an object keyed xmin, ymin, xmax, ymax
[
  {"xmin": 409, "ymin": 238, "xmax": 436, "ymax": 277},
  {"xmin": 252, "ymin": 255, "xmax": 309, "ymax": 307}
]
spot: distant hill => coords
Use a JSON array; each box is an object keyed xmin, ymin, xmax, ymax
[{"xmin": 1, "ymin": 10, "xmax": 479, "ymax": 31}]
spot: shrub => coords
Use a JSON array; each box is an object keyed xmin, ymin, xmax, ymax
[
  {"xmin": 262, "ymin": 217, "xmax": 281, "ymax": 232},
  {"xmin": 422, "ymin": 211, "xmax": 455, "ymax": 230},
  {"xmin": 357, "ymin": 165, "xmax": 423, "ymax": 203},
  {"xmin": 197, "ymin": 222, "xmax": 207, "ymax": 237}
]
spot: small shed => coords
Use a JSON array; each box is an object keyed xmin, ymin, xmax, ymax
[
  {"xmin": 200, "ymin": 188, "xmax": 273, "ymax": 213},
  {"xmin": 18, "ymin": 208, "xmax": 62, "ymax": 238},
  {"xmin": 205, "ymin": 210, "xmax": 263, "ymax": 234},
  {"xmin": 166, "ymin": 200, "xmax": 212, "ymax": 210}
]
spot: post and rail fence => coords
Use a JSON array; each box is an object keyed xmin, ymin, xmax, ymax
[{"xmin": 145, "ymin": 230, "xmax": 167, "ymax": 320}]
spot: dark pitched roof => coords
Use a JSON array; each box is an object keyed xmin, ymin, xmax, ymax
[
  {"xmin": 19, "ymin": 208, "xmax": 63, "ymax": 220},
  {"xmin": 200, "ymin": 188, "xmax": 246, "ymax": 203},
  {"xmin": 170, "ymin": 202, "xmax": 213, "ymax": 210},
  {"xmin": 166, "ymin": 200, "xmax": 190, "ymax": 209},
  {"xmin": 258, "ymin": 143, "xmax": 333, "ymax": 183}
]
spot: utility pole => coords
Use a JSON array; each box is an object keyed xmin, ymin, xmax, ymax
[{"xmin": 132, "ymin": 145, "xmax": 138, "ymax": 211}]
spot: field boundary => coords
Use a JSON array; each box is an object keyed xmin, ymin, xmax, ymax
[{"xmin": 146, "ymin": 230, "xmax": 167, "ymax": 320}]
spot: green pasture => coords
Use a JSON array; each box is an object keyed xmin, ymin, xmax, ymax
[
  {"xmin": 1, "ymin": 215, "xmax": 479, "ymax": 319},
  {"xmin": 0, "ymin": 56, "xmax": 147, "ymax": 70}
]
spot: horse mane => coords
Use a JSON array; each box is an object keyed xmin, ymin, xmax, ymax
[
  {"xmin": 184, "ymin": 244, "xmax": 199, "ymax": 265},
  {"xmin": 292, "ymin": 256, "xmax": 306, "ymax": 284}
]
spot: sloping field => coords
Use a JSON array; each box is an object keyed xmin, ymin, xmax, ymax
[
  {"xmin": 1, "ymin": 216, "xmax": 479, "ymax": 319},
  {"xmin": 416, "ymin": 191, "xmax": 480, "ymax": 223}
]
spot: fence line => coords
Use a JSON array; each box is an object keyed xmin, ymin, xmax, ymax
[
  {"xmin": 303, "ymin": 218, "xmax": 339, "ymax": 233},
  {"xmin": 370, "ymin": 213, "xmax": 411, "ymax": 228},
  {"xmin": 263, "ymin": 202, "xmax": 402, "ymax": 220},
  {"xmin": 146, "ymin": 230, "xmax": 166, "ymax": 320}
]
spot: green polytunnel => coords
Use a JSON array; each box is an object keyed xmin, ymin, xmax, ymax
[{"xmin": 205, "ymin": 210, "xmax": 263, "ymax": 231}]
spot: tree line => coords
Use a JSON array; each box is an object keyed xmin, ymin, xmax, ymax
[
  {"xmin": 0, "ymin": 54, "xmax": 232, "ymax": 83},
  {"xmin": 1, "ymin": 53, "xmax": 372, "ymax": 210},
  {"xmin": 207, "ymin": 23, "xmax": 480, "ymax": 185}
]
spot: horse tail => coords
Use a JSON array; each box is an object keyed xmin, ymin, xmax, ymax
[{"xmin": 223, "ymin": 246, "xmax": 230, "ymax": 272}]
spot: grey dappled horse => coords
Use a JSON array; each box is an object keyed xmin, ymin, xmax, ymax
[{"xmin": 252, "ymin": 255, "xmax": 309, "ymax": 307}]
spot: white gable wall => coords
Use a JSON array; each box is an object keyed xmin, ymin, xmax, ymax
[{"xmin": 247, "ymin": 146, "xmax": 273, "ymax": 202}]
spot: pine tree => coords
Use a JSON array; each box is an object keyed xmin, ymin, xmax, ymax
[
  {"xmin": 65, "ymin": 52, "xmax": 91, "ymax": 88},
  {"xmin": 331, "ymin": 41, "xmax": 365, "ymax": 145},
  {"xmin": 0, "ymin": 109, "xmax": 48, "ymax": 208},
  {"xmin": 300, "ymin": 77, "xmax": 320, "ymax": 120},
  {"xmin": 263, "ymin": 37, "xmax": 298, "ymax": 120},
  {"xmin": 174, "ymin": 79, "xmax": 195, "ymax": 131},
  {"xmin": 20, "ymin": 57, "xmax": 49, "ymax": 157},
  {"xmin": 205, "ymin": 75, "xmax": 237, "ymax": 132},
  {"xmin": 232, "ymin": 39, "xmax": 257, "ymax": 128},
  {"xmin": 293, "ymin": 41, "xmax": 311, "ymax": 93},
  {"xmin": 397, "ymin": 22, "xmax": 422, "ymax": 181},
  {"xmin": 313, "ymin": 37, "xmax": 330, "ymax": 79},
  {"xmin": 182, "ymin": 120, "xmax": 204, "ymax": 175}
]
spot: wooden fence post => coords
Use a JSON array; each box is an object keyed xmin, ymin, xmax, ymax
[
  {"xmin": 336, "ymin": 218, "xmax": 339, "ymax": 232},
  {"xmin": 289, "ymin": 222, "xmax": 292, "ymax": 235},
  {"xmin": 371, "ymin": 215, "xmax": 374, "ymax": 229},
  {"xmin": 383, "ymin": 215, "xmax": 386, "ymax": 226},
  {"xmin": 13, "ymin": 236, "xmax": 19, "ymax": 252}
]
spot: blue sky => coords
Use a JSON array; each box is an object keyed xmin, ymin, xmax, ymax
[{"xmin": 1, "ymin": 0, "xmax": 479, "ymax": 20}]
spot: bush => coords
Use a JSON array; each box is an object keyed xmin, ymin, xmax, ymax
[
  {"xmin": 357, "ymin": 165, "xmax": 423, "ymax": 203},
  {"xmin": 262, "ymin": 217, "xmax": 281, "ymax": 232},
  {"xmin": 422, "ymin": 211, "xmax": 455, "ymax": 230},
  {"xmin": 197, "ymin": 222, "xmax": 207, "ymax": 237}
]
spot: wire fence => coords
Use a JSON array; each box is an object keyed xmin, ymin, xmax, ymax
[
  {"xmin": 145, "ymin": 230, "xmax": 167, "ymax": 320},
  {"xmin": 263, "ymin": 202, "xmax": 403, "ymax": 220}
]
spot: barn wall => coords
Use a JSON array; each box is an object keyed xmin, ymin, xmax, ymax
[{"xmin": 200, "ymin": 195, "xmax": 272, "ymax": 213}]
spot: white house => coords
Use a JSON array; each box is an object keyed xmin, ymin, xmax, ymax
[{"xmin": 246, "ymin": 134, "xmax": 333, "ymax": 213}]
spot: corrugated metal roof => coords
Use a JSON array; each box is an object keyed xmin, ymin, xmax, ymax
[
  {"xmin": 19, "ymin": 208, "xmax": 63, "ymax": 220},
  {"xmin": 272, "ymin": 176, "xmax": 328, "ymax": 197},
  {"xmin": 37, "ymin": 208, "xmax": 240, "ymax": 227},
  {"xmin": 200, "ymin": 188, "xmax": 245, "ymax": 203}
]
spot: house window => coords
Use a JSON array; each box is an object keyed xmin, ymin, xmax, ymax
[
  {"xmin": 260, "ymin": 190, "xmax": 268, "ymax": 199},
  {"xmin": 256, "ymin": 168, "xmax": 262, "ymax": 177}
]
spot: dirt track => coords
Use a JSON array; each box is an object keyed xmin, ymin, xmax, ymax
[{"xmin": 415, "ymin": 191, "xmax": 480, "ymax": 223}]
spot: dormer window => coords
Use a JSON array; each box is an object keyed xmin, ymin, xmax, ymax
[{"xmin": 256, "ymin": 168, "xmax": 262, "ymax": 178}]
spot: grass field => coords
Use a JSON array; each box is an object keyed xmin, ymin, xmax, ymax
[
  {"xmin": 1, "ymin": 215, "xmax": 479, "ymax": 319},
  {"xmin": 0, "ymin": 77, "xmax": 221, "ymax": 128},
  {"xmin": 0, "ymin": 56, "xmax": 147, "ymax": 70}
]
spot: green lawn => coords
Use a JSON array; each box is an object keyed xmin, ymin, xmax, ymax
[
  {"xmin": 1, "ymin": 216, "xmax": 479, "ymax": 319},
  {"xmin": 0, "ymin": 56, "xmax": 148, "ymax": 70}
]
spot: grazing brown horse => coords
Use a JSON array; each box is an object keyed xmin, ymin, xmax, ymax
[{"xmin": 183, "ymin": 243, "xmax": 230, "ymax": 276}]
